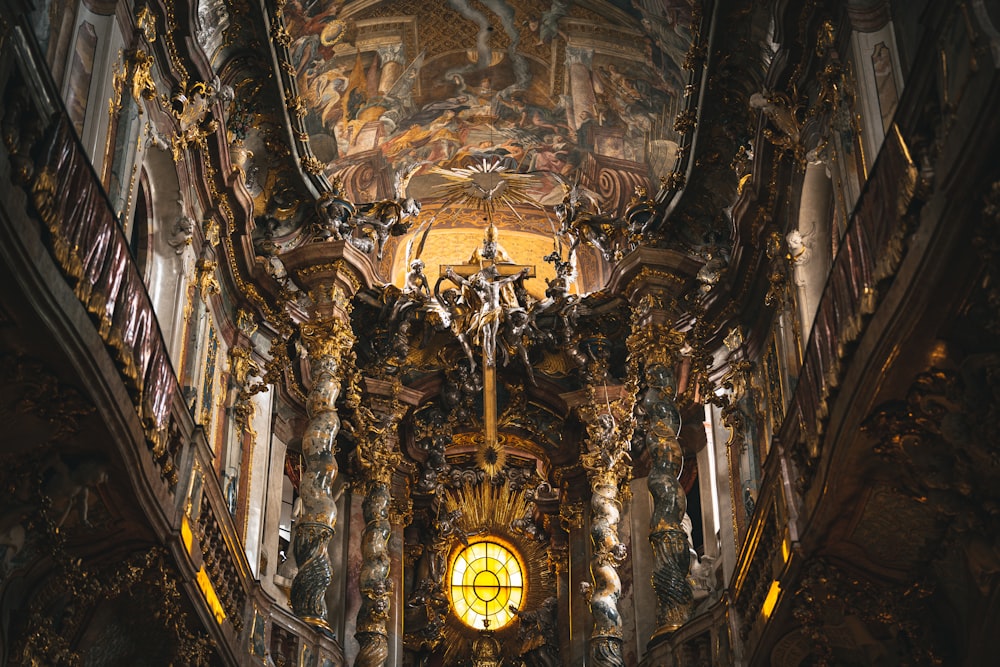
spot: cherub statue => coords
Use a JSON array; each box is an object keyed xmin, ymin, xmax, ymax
[
  {"xmin": 388, "ymin": 258, "xmax": 431, "ymax": 337},
  {"xmin": 441, "ymin": 363, "xmax": 482, "ymax": 424},
  {"xmin": 416, "ymin": 430, "xmax": 451, "ymax": 495},
  {"xmin": 435, "ymin": 287, "xmax": 479, "ymax": 372},
  {"xmin": 535, "ymin": 248, "xmax": 584, "ymax": 345},
  {"xmin": 313, "ymin": 180, "xmax": 356, "ymax": 242},
  {"xmin": 498, "ymin": 307, "xmax": 536, "ymax": 385},
  {"xmin": 509, "ymin": 596, "xmax": 560, "ymax": 667},
  {"xmin": 354, "ymin": 166, "xmax": 421, "ymax": 260},
  {"xmin": 427, "ymin": 506, "xmax": 479, "ymax": 586},
  {"xmin": 167, "ymin": 214, "xmax": 195, "ymax": 253},
  {"xmin": 554, "ymin": 195, "xmax": 625, "ymax": 262},
  {"xmin": 584, "ymin": 412, "xmax": 631, "ymax": 472},
  {"xmin": 544, "ymin": 249, "xmax": 577, "ymax": 300},
  {"xmin": 403, "ymin": 258, "xmax": 431, "ymax": 296}
]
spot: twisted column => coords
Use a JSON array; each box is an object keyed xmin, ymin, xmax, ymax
[
  {"xmin": 579, "ymin": 387, "xmax": 634, "ymax": 667},
  {"xmin": 643, "ymin": 363, "xmax": 693, "ymax": 635},
  {"xmin": 291, "ymin": 316, "xmax": 353, "ymax": 631},
  {"xmin": 609, "ymin": 247, "xmax": 706, "ymax": 641},
  {"xmin": 353, "ymin": 390, "xmax": 405, "ymax": 667},
  {"xmin": 588, "ymin": 478, "xmax": 626, "ymax": 667},
  {"xmin": 355, "ymin": 480, "xmax": 391, "ymax": 666}
]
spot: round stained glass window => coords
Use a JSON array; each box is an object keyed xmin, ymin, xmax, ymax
[{"xmin": 449, "ymin": 539, "xmax": 525, "ymax": 630}]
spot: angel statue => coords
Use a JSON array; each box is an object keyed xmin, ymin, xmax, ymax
[
  {"xmin": 313, "ymin": 177, "xmax": 356, "ymax": 242},
  {"xmin": 355, "ymin": 165, "xmax": 422, "ymax": 260},
  {"xmin": 553, "ymin": 180, "xmax": 625, "ymax": 262}
]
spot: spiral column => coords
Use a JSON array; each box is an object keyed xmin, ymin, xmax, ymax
[
  {"xmin": 630, "ymin": 325, "xmax": 695, "ymax": 638},
  {"xmin": 280, "ymin": 241, "xmax": 378, "ymax": 634},
  {"xmin": 608, "ymin": 246, "xmax": 705, "ymax": 641},
  {"xmin": 353, "ymin": 389, "xmax": 405, "ymax": 667},
  {"xmin": 642, "ymin": 362, "xmax": 693, "ymax": 636},
  {"xmin": 355, "ymin": 480, "xmax": 391, "ymax": 666},
  {"xmin": 291, "ymin": 315, "xmax": 353, "ymax": 630},
  {"xmin": 578, "ymin": 383, "xmax": 635, "ymax": 667}
]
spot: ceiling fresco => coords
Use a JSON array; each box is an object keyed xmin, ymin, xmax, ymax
[
  {"xmin": 286, "ymin": 0, "xmax": 690, "ymax": 187},
  {"xmin": 262, "ymin": 0, "xmax": 696, "ymax": 288}
]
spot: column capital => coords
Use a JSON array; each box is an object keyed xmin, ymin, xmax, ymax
[
  {"xmin": 607, "ymin": 246, "xmax": 704, "ymax": 312},
  {"xmin": 353, "ymin": 380, "xmax": 408, "ymax": 487},
  {"xmin": 280, "ymin": 240, "xmax": 380, "ymax": 319},
  {"xmin": 300, "ymin": 315, "xmax": 354, "ymax": 366}
]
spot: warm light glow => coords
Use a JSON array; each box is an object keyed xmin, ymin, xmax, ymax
[
  {"xmin": 196, "ymin": 566, "xmax": 226, "ymax": 624},
  {"xmin": 761, "ymin": 580, "xmax": 782, "ymax": 619},
  {"xmin": 704, "ymin": 404, "xmax": 721, "ymax": 534},
  {"xmin": 181, "ymin": 515, "xmax": 194, "ymax": 553},
  {"xmin": 450, "ymin": 539, "xmax": 524, "ymax": 630}
]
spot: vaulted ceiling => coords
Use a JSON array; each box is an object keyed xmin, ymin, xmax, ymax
[{"xmin": 201, "ymin": 0, "xmax": 725, "ymax": 293}]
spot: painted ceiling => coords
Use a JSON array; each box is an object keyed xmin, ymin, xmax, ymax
[{"xmin": 246, "ymin": 0, "xmax": 695, "ymax": 292}]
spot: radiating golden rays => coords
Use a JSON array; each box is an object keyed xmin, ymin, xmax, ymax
[
  {"xmin": 429, "ymin": 158, "xmax": 541, "ymax": 222},
  {"xmin": 437, "ymin": 482, "xmax": 553, "ymax": 663}
]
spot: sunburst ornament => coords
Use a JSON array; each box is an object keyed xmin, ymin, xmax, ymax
[
  {"xmin": 430, "ymin": 158, "xmax": 540, "ymax": 220},
  {"xmin": 439, "ymin": 483, "xmax": 555, "ymax": 665},
  {"xmin": 475, "ymin": 434, "xmax": 508, "ymax": 478}
]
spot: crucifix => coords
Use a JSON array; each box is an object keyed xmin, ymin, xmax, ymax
[{"xmin": 439, "ymin": 222, "xmax": 534, "ymax": 469}]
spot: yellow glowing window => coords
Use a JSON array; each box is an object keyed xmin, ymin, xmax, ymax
[{"xmin": 449, "ymin": 540, "xmax": 524, "ymax": 630}]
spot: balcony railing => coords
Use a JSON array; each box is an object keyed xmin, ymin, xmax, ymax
[
  {"xmin": 1, "ymin": 18, "xmax": 343, "ymax": 666},
  {"xmin": 780, "ymin": 123, "xmax": 920, "ymax": 490}
]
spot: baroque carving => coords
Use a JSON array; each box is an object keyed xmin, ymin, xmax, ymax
[
  {"xmin": 578, "ymin": 389, "xmax": 635, "ymax": 667},
  {"xmin": 639, "ymin": 363, "xmax": 693, "ymax": 634},
  {"xmin": 792, "ymin": 559, "xmax": 942, "ymax": 666},
  {"xmin": 110, "ymin": 48, "xmax": 157, "ymax": 117},
  {"xmin": 349, "ymin": 383, "xmax": 406, "ymax": 667},
  {"xmin": 291, "ymin": 320, "xmax": 354, "ymax": 630},
  {"xmin": 168, "ymin": 80, "xmax": 226, "ymax": 162}
]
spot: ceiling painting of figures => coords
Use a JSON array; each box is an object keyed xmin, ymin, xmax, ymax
[{"xmin": 282, "ymin": 0, "xmax": 694, "ymax": 219}]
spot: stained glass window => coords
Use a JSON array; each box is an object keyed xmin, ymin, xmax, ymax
[{"xmin": 449, "ymin": 539, "xmax": 525, "ymax": 630}]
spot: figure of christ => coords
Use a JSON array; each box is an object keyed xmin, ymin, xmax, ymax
[{"xmin": 443, "ymin": 264, "xmax": 531, "ymax": 368}]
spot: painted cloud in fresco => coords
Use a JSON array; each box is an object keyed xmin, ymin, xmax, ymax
[{"xmin": 282, "ymin": 0, "xmax": 692, "ymax": 212}]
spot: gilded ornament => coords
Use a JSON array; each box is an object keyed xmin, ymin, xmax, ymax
[
  {"xmin": 301, "ymin": 155, "xmax": 324, "ymax": 175},
  {"xmin": 236, "ymin": 308, "xmax": 257, "ymax": 337},
  {"xmin": 674, "ymin": 110, "xmax": 697, "ymax": 134},
  {"xmin": 168, "ymin": 81, "xmax": 222, "ymax": 162},
  {"xmin": 270, "ymin": 21, "xmax": 292, "ymax": 47},
  {"xmin": 300, "ymin": 316, "xmax": 354, "ymax": 366},
  {"xmin": 194, "ymin": 257, "xmax": 220, "ymax": 300},
  {"xmin": 661, "ymin": 171, "xmax": 686, "ymax": 190},
  {"xmin": 111, "ymin": 49, "xmax": 157, "ymax": 116},
  {"xmin": 285, "ymin": 92, "xmax": 306, "ymax": 117},
  {"xmin": 558, "ymin": 501, "xmax": 584, "ymax": 530},
  {"xmin": 135, "ymin": 4, "xmax": 157, "ymax": 42}
]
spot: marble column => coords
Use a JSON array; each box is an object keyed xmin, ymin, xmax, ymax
[
  {"xmin": 578, "ymin": 386, "xmax": 635, "ymax": 667},
  {"xmin": 353, "ymin": 387, "xmax": 406, "ymax": 667},
  {"xmin": 642, "ymin": 362, "xmax": 693, "ymax": 636},
  {"xmin": 355, "ymin": 479, "xmax": 392, "ymax": 666},
  {"xmin": 291, "ymin": 313, "xmax": 353, "ymax": 631},
  {"xmin": 280, "ymin": 240, "xmax": 379, "ymax": 634},
  {"xmin": 789, "ymin": 160, "xmax": 833, "ymax": 337},
  {"xmin": 606, "ymin": 246, "xmax": 706, "ymax": 643}
]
